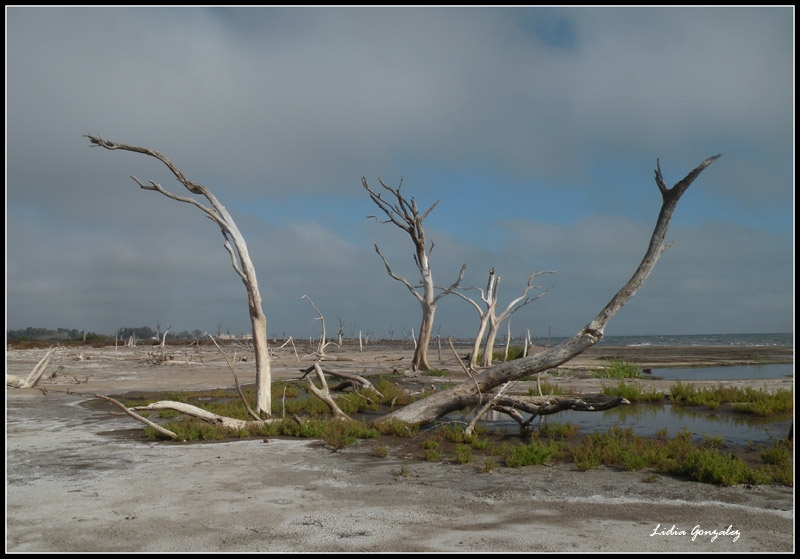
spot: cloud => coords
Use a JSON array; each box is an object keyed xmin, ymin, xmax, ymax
[{"xmin": 6, "ymin": 6, "xmax": 793, "ymax": 339}]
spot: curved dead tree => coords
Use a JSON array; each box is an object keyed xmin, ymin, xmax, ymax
[
  {"xmin": 85, "ymin": 133, "xmax": 273, "ymax": 416},
  {"xmin": 380, "ymin": 154, "xmax": 721, "ymax": 427}
]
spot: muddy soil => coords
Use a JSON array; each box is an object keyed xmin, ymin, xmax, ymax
[{"xmin": 5, "ymin": 343, "xmax": 795, "ymax": 552}]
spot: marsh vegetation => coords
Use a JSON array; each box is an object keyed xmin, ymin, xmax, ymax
[{"xmin": 116, "ymin": 375, "xmax": 793, "ymax": 488}]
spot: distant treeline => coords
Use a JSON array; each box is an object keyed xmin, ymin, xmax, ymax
[{"xmin": 6, "ymin": 326, "xmax": 206, "ymax": 342}]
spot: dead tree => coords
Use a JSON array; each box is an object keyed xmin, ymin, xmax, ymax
[
  {"xmin": 451, "ymin": 267, "xmax": 554, "ymax": 369},
  {"xmin": 91, "ymin": 154, "xmax": 720, "ymax": 438},
  {"xmin": 6, "ymin": 348, "xmax": 56, "ymax": 389},
  {"xmin": 363, "ymin": 177, "xmax": 467, "ymax": 371},
  {"xmin": 85, "ymin": 133, "xmax": 273, "ymax": 417},
  {"xmin": 379, "ymin": 154, "xmax": 721, "ymax": 426},
  {"xmin": 301, "ymin": 294, "xmax": 337, "ymax": 358}
]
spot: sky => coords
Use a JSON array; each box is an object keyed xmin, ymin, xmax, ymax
[{"xmin": 5, "ymin": 6, "xmax": 795, "ymax": 342}]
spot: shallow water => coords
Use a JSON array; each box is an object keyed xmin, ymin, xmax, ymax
[
  {"xmin": 463, "ymin": 362, "xmax": 794, "ymax": 446},
  {"xmin": 531, "ymin": 404, "xmax": 792, "ymax": 446},
  {"xmin": 472, "ymin": 405, "xmax": 792, "ymax": 447}
]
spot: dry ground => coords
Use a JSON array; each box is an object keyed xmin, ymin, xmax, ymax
[{"xmin": 5, "ymin": 342, "xmax": 795, "ymax": 553}]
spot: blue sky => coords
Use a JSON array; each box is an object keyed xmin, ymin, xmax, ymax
[{"xmin": 5, "ymin": 6, "xmax": 794, "ymax": 341}]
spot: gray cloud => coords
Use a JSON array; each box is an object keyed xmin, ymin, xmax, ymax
[{"xmin": 6, "ymin": 6, "xmax": 793, "ymax": 339}]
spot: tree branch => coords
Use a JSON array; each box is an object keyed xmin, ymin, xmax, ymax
[{"xmin": 373, "ymin": 244, "xmax": 424, "ymax": 302}]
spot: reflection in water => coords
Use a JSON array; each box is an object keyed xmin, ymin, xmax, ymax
[
  {"xmin": 472, "ymin": 404, "xmax": 793, "ymax": 446},
  {"xmin": 454, "ymin": 363, "xmax": 794, "ymax": 445}
]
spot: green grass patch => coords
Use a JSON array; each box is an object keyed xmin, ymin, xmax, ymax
[
  {"xmin": 320, "ymin": 419, "xmax": 378, "ymax": 449},
  {"xmin": 602, "ymin": 381, "xmax": 664, "ymax": 402},
  {"xmin": 590, "ymin": 361, "xmax": 642, "ymax": 379},
  {"xmin": 373, "ymin": 378, "xmax": 413, "ymax": 407},
  {"xmin": 570, "ymin": 426, "xmax": 792, "ymax": 486},
  {"xmin": 680, "ymin": 448, "xmax": 770, "ymax": 486},
  {"xmin": 535, "ymin": 421, "xmax": 580, "ymax": 440},
  {"xmin": 453, "ymin": 444, "xmax": 473, "ymax": 464},
  {"xmin": 440, "ymin": 422, "xmax": 473, "ymax": 444},
  {"xmin": 123, "ymin": 381, "xmax": 793, "ymax": 488},
  {"xmin": 504, "ymin": 439, "xmax": 563, "ymax": 467},
  {"xmin": 374, "ymin": 418, "xmax": 419, "ymax": 438},
  {"xmin": 669, "ymin": 382, "xmax": 793, "ymax": 415}
]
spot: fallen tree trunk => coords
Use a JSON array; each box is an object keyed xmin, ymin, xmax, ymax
[{"xmin": 130, "ymin": 400, "xmax": 274, "ymax": 431}]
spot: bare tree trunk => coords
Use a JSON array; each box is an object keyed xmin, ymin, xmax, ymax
[
  {"xmin": 301, "ymin": 294, "xmax": 334, "ymax": 358},
  {"xmin": 85, "ymin": 134, "xmax": 272, "ymax": 416},
  {"xmin": 451, "ymin": 267, "xmax": 552, "ymax": 369},
  {"xmin": 363, "ymin": 177, "xmax": 466, "ymax": 371},
  {"xmin": 381, "ymin": 154, "xmax": 721, "ymax": 426},
  {"xmin": 481, "ymin": 320, "xmax": 500, "ymax": 367},
  {"xmin": 469, "ymin": 318, "xmax": 489, "ymax": 370},
  {"xmin": 413, "ymin": 304, "xmax": 436, "ymax": 370}
]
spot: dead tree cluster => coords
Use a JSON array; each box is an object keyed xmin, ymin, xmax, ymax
[{"xmin": 67, "ymin": 134, "xmax": 720, "ymax": 435}]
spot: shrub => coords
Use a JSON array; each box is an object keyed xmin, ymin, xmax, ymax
[
  {"xmin": 537, "ymin": 422, "xmax": 580, "ymax": 440},
  {"xmin": 761, "ymin": 440, "xmax": 792, "ymax": 466},
  {"xmin": 372, "ymin": 443, "xmax": 389, "ymax": 458},
  {"xmin": 375, "ymin": 418, "xmax": 419, "ymax": 438},
  {"xmin": 441, "ymin": 423, "xmax": 472, "ymax": 444},
  {"xmin": 424, "ymin": 448, "xmax": 441, "ymax": 462},
  {"xmin": 454, "ymin": 444, "xmax": 473, "ymax": 464},
  {"xmin": 373, "ymin": 378, "xmax": 412, "ymax": 407},
  {"xmin": 680, "ymin": 448, "xmax": 766, "ymax": 486},
  {"xmin": 505, "ymin": 439, "xmax": 562, "ymax": 467}
]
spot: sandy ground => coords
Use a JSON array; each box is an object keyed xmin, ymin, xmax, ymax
[{"xmin": 5, "ymin": 342, "xmax": 795, "ymax": 553}]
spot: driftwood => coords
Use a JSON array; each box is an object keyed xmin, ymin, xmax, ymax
[
  {"xmin": 464, "ymin": 381, "xmax": 512, "ymax": 437},
  {"xmin": 129, "ymin": 400, "xmax": 273, "ymax": 432},
  {"xmin": 305, "ymin": 363, "xmax": 350, "ymax": 421},
  {"xmin": 96, "ymin": 394, "xmax": 179, "ymax": 439},
  {"xmin": 7, "ymin": 348, "xmax": 56, "ymax": 388},
  {"xmin": 299, "ymin": 364, "xmax": 384, "ymax": 399}
]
